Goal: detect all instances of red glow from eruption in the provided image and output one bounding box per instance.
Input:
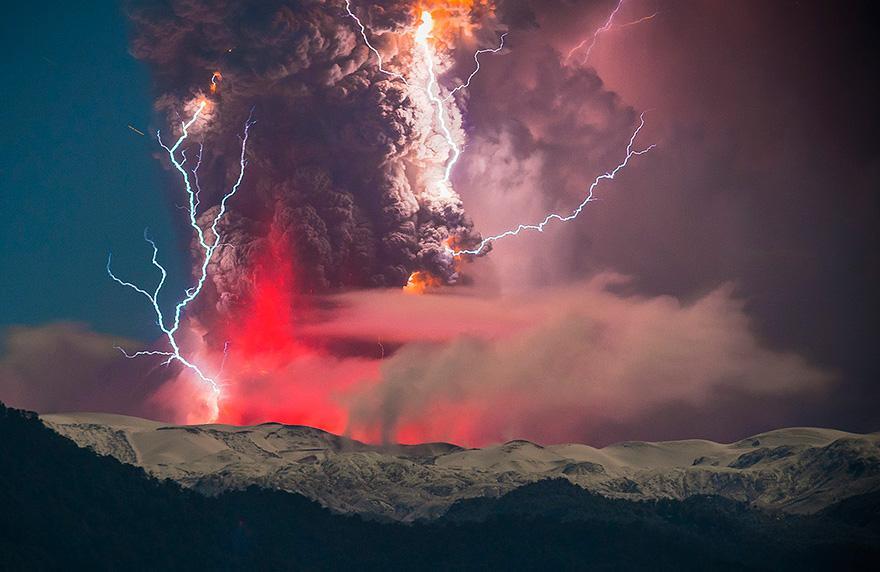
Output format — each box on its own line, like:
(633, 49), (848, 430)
(208, 224), (380, 437)
(196, 225), (474, 438)
(236, 229), (300, 358)
(158, 1), (499, 441)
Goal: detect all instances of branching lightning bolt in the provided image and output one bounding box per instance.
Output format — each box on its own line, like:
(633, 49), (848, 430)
(341, 4), (654, 260)
(107, 101), (255, 395)
(566, 0), (625, 63)
(611, 11), (660, 30)
(452, 113), (655, 256)
(445, 32), (507, 102)
(416, 11), (461, 188)
(344, 0), (409, 85)
(344, 5), (505, 191)
(343, 4), (491, 186)
(566, 0), (659, 65)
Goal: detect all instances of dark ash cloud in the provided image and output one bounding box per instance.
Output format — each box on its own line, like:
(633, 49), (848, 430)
(127, 0), (487, 321)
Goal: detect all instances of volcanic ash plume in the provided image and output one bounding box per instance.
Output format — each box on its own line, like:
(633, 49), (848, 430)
(128, 0), (497, 321)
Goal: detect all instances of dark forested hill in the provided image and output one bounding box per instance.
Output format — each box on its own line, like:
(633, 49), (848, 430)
(1, 402), (877, 571)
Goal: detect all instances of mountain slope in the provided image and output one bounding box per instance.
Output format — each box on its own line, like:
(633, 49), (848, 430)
(43, 412), (880, 521)
(2, 402), (878, 570)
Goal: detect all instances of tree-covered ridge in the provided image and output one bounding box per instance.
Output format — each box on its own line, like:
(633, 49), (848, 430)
(1, 402), (877, 571)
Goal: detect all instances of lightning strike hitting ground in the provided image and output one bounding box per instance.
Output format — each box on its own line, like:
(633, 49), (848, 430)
(107, 100), (255, 398)
(451, 113), (655, 256)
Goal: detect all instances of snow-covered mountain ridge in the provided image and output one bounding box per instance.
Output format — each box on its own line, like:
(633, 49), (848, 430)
(42, 413), (880, 522)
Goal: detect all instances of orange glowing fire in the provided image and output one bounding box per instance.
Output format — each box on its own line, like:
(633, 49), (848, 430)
(403, 238), (464, 294)
(444, 236), (466, 271)
(403, 271), (443, 294)
(191, 96), (215, 117)
(415, 0), (493, 40)
(417, 0), (491, 13)
(210, 71), (222, 93)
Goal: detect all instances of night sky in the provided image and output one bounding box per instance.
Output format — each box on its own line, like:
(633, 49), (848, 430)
(1, 0), (878, 444)
(1, 1), (187, 340)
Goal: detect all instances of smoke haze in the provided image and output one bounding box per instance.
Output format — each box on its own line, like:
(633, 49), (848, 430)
(3, 0), (875, 446)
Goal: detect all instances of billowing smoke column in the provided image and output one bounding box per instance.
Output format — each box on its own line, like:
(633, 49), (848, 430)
(128, 0), (496, 317)
(124, 0), (507, 424)
(3, 1), (835, 447)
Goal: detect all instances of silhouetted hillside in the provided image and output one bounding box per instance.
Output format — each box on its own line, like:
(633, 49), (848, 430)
(820, 489), (880, 532)
(444, 478), (880, 569)
(1, 402), (877, 570)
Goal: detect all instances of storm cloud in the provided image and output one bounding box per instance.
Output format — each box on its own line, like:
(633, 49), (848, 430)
(127, 0), (491, 321)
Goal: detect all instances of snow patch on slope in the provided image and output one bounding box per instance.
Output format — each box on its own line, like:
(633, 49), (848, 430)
(43, 413), (880, 521)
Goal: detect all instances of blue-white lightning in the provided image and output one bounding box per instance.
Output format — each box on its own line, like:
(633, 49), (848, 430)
(415, 10), (462, 188)
(344, 0), (409, 85)
(107, 99), (255, 395)
(566, 0), (624, 63)
(341, 4), (654, 265)
(452, 113), (655, 256)
(345, 3), (505, 192)
(567, 0), (659, 64)
(445, 32), (507, 102)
